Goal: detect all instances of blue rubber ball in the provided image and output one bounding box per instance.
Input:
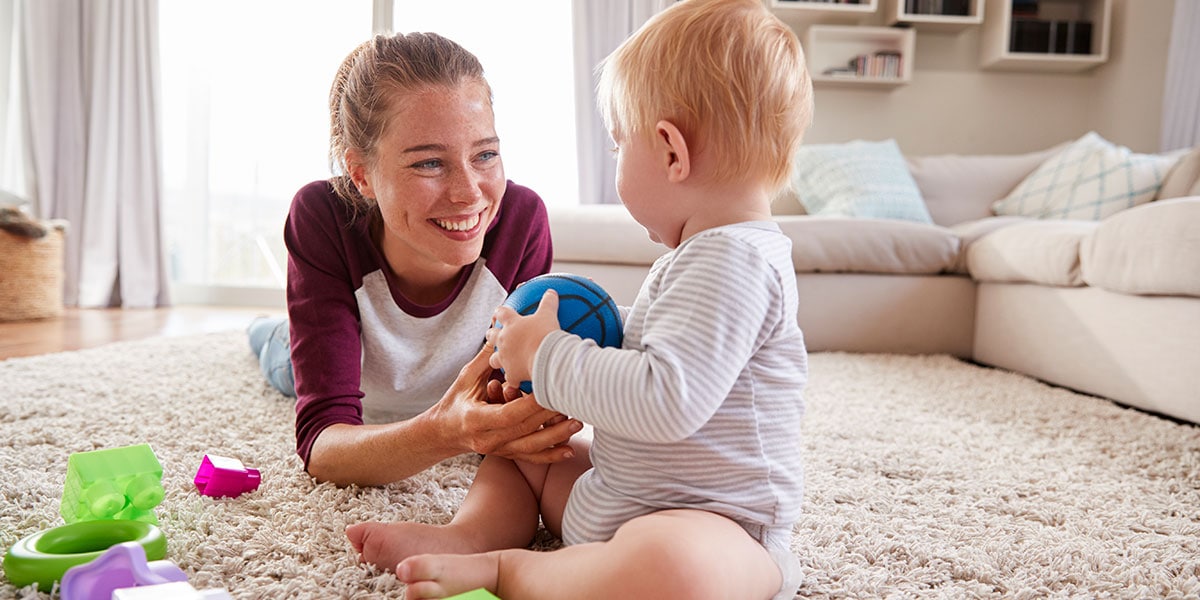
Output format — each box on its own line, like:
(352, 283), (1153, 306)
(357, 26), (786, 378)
(499, 273), (624, 393)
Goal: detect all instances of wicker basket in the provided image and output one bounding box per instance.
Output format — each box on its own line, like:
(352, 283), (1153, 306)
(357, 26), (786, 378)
(0, 224), (65, 322)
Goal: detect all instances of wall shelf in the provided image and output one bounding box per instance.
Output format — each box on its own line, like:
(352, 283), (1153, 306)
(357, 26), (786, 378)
(883, 0), (984, 32)
(805, 25), (915, 88)
(770, 0), (879, 25)
(980, 0), (1111, 72)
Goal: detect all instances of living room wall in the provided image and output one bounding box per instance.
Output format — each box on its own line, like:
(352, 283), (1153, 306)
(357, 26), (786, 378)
(796, 0), (1173, 156)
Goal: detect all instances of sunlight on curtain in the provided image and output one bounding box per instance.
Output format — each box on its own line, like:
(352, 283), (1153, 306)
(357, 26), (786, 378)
(159, 1), (371, 295)
(0, 0), (32, 206)
(392, 2), (577, 209)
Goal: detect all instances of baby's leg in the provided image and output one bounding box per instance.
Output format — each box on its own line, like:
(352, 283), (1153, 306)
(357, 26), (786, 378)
(348, 454), (543, 570)
(398, 509), (782, 600)
(349, 438), (591, 571)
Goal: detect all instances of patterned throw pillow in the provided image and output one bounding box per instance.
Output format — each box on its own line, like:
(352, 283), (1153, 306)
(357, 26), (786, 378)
(792, 139), (933, 223)
(992, 132), (1179, 221)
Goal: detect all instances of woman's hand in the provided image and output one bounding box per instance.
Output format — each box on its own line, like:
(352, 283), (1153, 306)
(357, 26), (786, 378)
(432, 343), (581, 463)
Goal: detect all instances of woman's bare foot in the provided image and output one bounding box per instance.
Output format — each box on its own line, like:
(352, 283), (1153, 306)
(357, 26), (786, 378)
(346, 521), (481, 571)
(396, 552), (501, 600)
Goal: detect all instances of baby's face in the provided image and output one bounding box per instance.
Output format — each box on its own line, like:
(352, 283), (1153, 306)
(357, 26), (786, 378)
(611, 128), (683, 248)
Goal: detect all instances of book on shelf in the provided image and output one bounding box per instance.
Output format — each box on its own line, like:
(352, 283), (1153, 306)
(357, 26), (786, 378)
(1012, 0), (1039, 17)
(822, 49), (903, 80)
(1009, 18), (1092, 54)
(904, 0), (970, 16)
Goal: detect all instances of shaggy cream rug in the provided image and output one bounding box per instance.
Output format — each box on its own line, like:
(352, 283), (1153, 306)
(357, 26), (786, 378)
(1, 332), (1198, 599)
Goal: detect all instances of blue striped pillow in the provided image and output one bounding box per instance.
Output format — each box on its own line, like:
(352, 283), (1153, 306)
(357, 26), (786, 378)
(791, 139), (933, 223)
(992, 132), (1179, 221)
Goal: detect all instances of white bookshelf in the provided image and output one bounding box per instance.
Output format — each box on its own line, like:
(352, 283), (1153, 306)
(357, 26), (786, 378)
(883, 0), (984, 32)
(770, 0), (878, 25)
(980, 0), (1111, 72)
(805, 25), (915, 89)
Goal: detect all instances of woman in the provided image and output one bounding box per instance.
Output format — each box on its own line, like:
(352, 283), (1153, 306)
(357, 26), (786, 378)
(250, 32), (580, 487)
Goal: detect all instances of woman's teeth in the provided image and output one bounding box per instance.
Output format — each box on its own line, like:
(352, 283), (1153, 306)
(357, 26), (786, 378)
(434, 213), (480, 232)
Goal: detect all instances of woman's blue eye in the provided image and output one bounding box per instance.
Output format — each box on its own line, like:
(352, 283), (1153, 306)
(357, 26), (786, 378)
(412, 159), (441, 169)
(478, 151), (499, 162)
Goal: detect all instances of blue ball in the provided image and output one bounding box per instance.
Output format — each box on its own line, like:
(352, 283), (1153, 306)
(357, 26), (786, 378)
(498, 273), (624, 393)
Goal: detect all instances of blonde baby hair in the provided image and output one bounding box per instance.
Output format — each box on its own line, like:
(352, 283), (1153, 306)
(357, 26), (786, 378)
(597, 0), (813, 192)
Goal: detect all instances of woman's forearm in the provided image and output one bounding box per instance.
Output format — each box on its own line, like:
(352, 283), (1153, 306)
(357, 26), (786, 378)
(305, 414), (460, 487)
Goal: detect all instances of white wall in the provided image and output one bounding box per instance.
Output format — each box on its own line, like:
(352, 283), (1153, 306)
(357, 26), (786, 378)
(784, 0), (1173, 155)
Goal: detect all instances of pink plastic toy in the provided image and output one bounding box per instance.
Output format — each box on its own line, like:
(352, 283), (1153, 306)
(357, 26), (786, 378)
(193, 454), (261, 498)
(59, 541), (186, 600)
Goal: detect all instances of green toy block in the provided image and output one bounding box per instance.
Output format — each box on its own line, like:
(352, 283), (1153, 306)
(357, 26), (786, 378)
(60, 444), (164, 524)
(445, 589), (501, 600)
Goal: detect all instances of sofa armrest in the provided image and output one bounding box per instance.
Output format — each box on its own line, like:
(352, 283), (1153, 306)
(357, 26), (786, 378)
(1081, 197), (1200, 297)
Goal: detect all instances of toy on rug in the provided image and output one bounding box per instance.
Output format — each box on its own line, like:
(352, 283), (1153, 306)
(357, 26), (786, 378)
(61, 443), (165, 524)
(445, 588), (502, 600)
(59, 541), (186, 600)
(496, 273), (624, 393)
(111, 581), (233, 600)
(2, 519), (166, 591)
(3, 444), (169, 591)
(193, 454), (261, 498)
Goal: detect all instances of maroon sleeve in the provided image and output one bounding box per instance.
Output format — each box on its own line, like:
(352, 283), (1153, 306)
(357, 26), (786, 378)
(285, 181), (368, 467)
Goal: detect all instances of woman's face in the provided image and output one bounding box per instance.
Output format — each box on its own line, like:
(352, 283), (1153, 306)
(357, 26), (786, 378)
(351, 81), (505, 291)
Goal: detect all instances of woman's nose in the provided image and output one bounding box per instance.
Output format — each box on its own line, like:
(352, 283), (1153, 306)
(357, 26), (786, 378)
(450, 165), (485, 204)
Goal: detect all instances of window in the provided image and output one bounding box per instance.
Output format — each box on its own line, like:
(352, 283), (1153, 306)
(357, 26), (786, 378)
(159, 2), (576, 303)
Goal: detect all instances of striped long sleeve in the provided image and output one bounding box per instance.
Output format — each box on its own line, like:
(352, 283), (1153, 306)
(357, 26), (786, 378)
(533, 222), (808, 541)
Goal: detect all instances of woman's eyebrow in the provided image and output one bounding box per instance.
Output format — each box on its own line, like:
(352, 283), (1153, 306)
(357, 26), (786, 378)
(401, 137), (499, 154)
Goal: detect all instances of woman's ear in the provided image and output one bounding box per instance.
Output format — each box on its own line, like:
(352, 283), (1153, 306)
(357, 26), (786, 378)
(655, 120), (690, 183)
(346, 150), (374, 200)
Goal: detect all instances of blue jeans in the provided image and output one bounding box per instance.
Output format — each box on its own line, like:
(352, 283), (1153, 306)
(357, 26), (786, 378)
(247, 316), (296, 397)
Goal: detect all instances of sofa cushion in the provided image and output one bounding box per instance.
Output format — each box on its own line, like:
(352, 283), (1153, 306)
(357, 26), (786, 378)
(947, 216), (1030, 274)
(906, 145), (1061, 227)
(992, 132), (1179, 221)
(966, 220), (1098, 287)
(1080, 198), (1200, 297)
(791, 139), (934, 223)
(1156, 146), (1200, 200)
(777, 216), (960, 275)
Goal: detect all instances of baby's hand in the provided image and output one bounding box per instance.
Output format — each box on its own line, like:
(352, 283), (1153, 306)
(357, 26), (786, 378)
(489, 289), (561, 388)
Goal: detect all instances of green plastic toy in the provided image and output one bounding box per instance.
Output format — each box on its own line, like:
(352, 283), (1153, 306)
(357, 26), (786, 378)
(60, 444), (164, 524)
(2, 519), (166, 591)
(445, 588), (502, 600)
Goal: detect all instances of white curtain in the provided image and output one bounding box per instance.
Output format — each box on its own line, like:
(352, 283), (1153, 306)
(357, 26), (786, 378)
(0, 1), (34, 206)
(1161, 0), (1200, 152)
(17, 0), (167, 308)
(572, 0), (672, 205)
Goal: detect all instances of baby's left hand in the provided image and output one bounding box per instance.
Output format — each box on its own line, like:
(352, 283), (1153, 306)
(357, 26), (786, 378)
(488, 289), (561, 389)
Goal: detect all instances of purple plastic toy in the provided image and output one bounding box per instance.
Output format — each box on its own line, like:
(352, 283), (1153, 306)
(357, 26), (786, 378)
(59, 541), (186, 600)
(193, 454), (261, 498)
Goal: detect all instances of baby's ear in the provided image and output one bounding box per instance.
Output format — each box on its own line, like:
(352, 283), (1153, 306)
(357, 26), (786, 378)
(655, 120), (690, 183)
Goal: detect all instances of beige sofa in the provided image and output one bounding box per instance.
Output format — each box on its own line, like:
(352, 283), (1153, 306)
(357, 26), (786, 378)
(548, 144), (1200, 425)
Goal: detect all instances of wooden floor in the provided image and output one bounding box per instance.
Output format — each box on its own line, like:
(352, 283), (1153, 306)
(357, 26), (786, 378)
(0, 306), (285, 361)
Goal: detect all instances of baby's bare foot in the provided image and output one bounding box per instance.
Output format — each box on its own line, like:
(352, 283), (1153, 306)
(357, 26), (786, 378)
(396, 552), (501, 600)
(346, 521), (480, 571)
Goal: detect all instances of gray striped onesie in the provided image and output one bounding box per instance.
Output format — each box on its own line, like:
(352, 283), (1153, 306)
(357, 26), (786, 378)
(532, 221), (807, 599)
